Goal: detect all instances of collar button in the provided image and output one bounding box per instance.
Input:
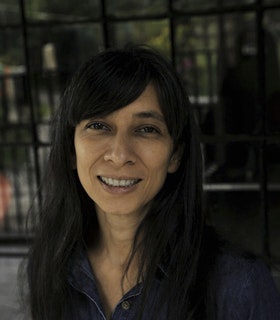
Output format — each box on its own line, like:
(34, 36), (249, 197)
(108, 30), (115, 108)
(121, 300), (130, 310)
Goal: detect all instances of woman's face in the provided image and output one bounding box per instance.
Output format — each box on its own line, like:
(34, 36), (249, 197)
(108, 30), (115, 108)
(74, 84), (180, 219)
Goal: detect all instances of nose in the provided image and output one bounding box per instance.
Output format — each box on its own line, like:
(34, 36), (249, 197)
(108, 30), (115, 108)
(104, 134), (136, 166)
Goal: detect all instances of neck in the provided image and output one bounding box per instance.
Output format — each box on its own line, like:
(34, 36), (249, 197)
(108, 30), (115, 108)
(90, 208), (143, 269)
(87, 209), (144, 318)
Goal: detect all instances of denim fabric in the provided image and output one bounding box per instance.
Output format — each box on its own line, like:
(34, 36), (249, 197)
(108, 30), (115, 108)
(214, 253), (280, 320)
(67, 249), (166, 320)
(66, 248), (280, 319)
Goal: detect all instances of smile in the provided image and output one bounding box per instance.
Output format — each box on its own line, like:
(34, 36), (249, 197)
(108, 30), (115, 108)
(98, 176), (141, 187)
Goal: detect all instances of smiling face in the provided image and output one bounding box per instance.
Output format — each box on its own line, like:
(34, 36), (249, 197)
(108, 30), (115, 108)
(74, 84), (180, 219)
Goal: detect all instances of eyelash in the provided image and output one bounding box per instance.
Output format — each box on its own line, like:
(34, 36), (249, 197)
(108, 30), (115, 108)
(86, 122), (110, 131)
(136, 126), (160, 134)
(86, 122), (161, 135)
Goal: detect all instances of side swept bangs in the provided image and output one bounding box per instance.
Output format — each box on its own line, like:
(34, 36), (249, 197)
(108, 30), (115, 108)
(60, 46), (190, 148)
(65, 50), (151, 126)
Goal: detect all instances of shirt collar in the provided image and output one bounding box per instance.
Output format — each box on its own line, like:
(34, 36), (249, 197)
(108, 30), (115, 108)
(67, 244), (168, 291)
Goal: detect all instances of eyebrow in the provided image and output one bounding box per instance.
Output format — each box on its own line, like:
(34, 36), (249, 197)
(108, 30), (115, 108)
(133, 111), (165, 123)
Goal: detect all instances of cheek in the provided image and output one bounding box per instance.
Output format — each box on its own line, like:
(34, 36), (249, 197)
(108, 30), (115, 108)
(75, 140), (94, 164)
(75, 145), (93, 180)
(147, 148), (173, 173)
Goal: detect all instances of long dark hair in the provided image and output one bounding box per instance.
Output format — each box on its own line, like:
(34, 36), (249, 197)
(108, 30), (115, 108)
(26, 45), (218, 319)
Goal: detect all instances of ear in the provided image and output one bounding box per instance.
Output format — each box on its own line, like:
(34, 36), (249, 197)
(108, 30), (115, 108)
(167, 145), (183, 173)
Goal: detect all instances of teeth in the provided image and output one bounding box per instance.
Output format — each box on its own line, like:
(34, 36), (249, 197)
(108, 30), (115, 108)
(100, 176), (138, 187)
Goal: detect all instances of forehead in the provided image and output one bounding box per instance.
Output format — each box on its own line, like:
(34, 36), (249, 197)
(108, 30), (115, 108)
(102, 84), (165, 122)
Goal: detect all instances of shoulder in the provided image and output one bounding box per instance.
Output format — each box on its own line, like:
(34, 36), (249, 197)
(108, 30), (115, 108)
(214, 251), (280, 319)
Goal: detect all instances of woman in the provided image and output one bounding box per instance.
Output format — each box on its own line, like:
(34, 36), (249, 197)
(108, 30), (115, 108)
(26, 46), (280, 319)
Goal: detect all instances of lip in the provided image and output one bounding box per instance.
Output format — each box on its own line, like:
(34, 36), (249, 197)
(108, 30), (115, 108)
(97, 176), (142, 194)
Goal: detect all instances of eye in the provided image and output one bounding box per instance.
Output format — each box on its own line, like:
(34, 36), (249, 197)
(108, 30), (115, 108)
(86, 121), (110, 131)
(136, 126), (160, 134)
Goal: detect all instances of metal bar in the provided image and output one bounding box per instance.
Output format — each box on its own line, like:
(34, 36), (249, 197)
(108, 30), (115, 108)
(18, 0), (42, 210)
(200, 134), (280, 143)
(1, 3), (280, 31)
(168, 0), (176, 66)
(256, 0), (270, 258)
(204, 182), (280, 192)
(100, 0), (110, 48)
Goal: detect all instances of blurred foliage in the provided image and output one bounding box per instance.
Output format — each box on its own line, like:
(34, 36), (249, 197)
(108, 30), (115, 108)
(1, 1), (279, 119)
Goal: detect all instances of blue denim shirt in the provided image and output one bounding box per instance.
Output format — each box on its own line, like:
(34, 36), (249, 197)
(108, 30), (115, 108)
(66, 248), (280, 319)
